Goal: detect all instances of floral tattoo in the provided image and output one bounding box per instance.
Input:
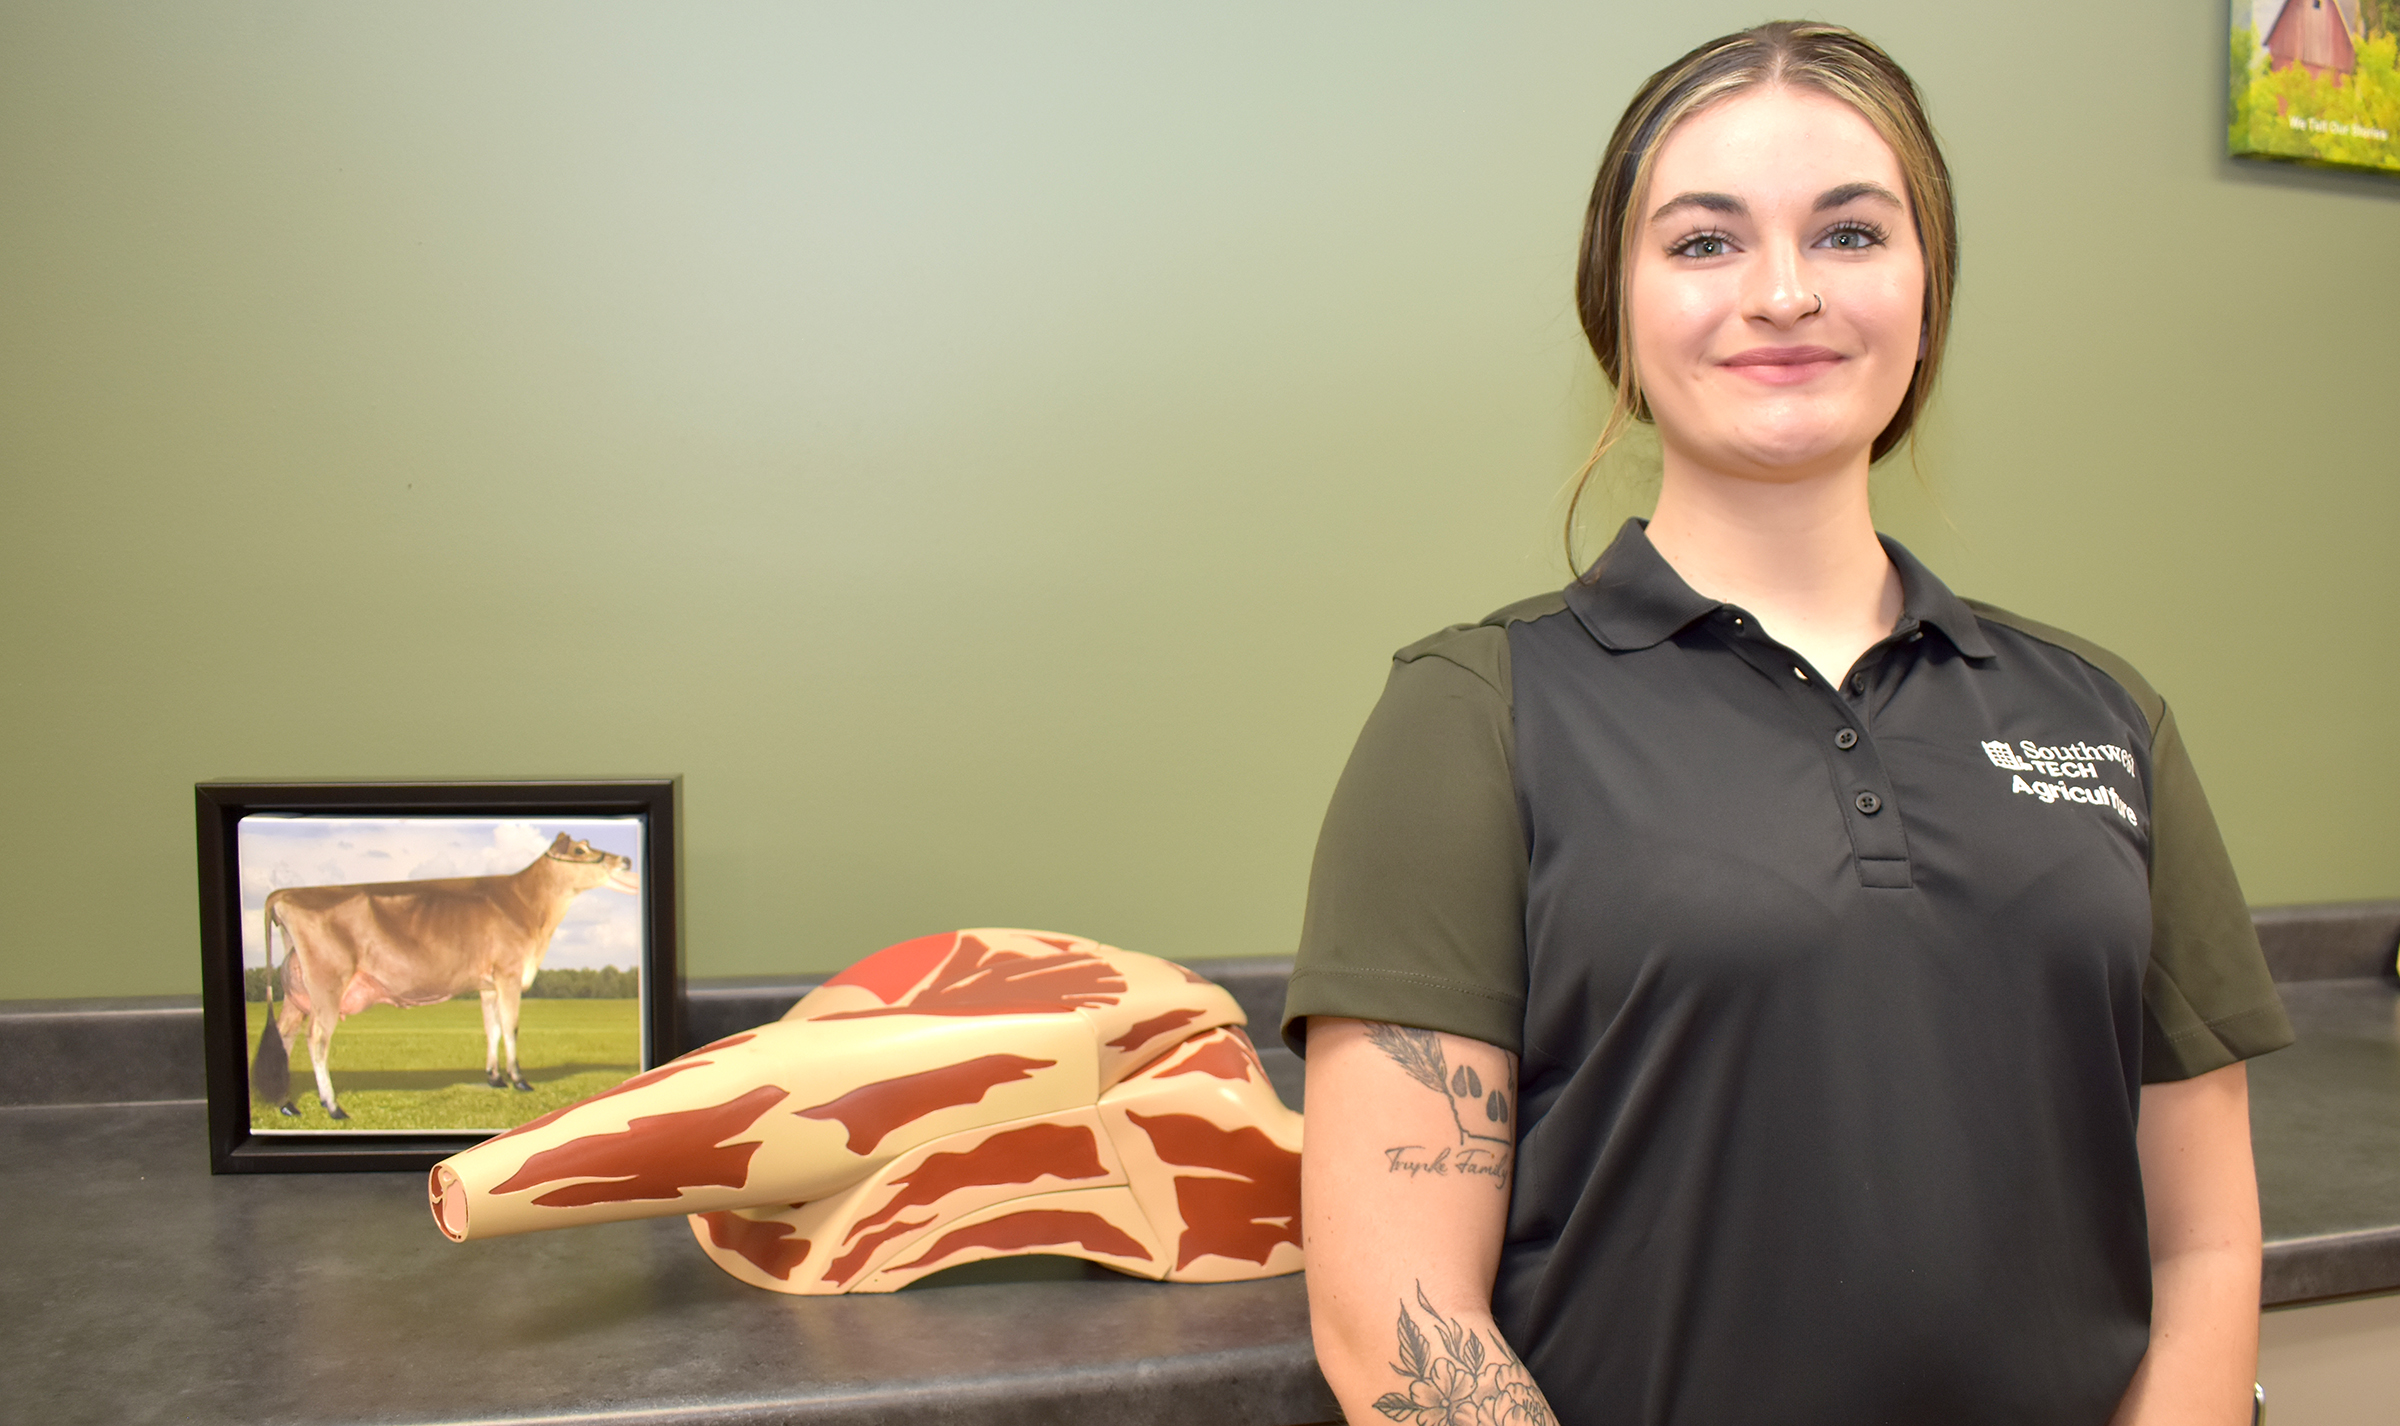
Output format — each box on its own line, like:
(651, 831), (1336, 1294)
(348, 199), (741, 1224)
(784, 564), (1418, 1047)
(1374, 1283), (1556, 1426)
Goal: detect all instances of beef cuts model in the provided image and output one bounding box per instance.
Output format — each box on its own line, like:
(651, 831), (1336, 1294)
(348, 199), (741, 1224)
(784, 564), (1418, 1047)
(427, 929), (1305, 1293)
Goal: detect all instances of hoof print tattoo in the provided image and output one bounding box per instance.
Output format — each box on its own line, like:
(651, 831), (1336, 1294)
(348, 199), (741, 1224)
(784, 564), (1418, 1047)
(1374, 1283), (1556, 1426)
(1365, 1023), (1513, 1151)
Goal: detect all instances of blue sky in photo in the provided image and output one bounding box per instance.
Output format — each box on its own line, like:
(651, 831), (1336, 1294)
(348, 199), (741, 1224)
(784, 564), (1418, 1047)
(236, 816), (645, 973)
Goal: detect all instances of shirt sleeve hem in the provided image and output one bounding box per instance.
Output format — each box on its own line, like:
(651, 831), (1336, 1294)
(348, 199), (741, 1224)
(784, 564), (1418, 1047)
(1278, 967), (1525, 1058)
(2140, 998), (2297, 1083)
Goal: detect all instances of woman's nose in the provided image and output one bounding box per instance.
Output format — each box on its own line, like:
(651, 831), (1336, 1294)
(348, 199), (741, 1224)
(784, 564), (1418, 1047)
(1744, 241), (1817, 327)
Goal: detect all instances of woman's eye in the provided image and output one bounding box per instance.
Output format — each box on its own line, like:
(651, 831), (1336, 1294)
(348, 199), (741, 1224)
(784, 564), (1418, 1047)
(1819, 224), (1886, 250)
(1675, 233), (1733, 259)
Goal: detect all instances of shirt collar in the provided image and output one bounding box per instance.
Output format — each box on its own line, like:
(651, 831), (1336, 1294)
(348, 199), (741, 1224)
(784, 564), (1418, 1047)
(1564, 518), (1995, 660)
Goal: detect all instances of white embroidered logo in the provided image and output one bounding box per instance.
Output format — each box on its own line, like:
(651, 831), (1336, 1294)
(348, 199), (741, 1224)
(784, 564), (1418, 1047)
(1982, 738), (2140, 827)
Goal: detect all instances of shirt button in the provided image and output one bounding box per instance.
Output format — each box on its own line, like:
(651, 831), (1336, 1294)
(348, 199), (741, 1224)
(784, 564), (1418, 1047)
(1834, 728), (1859, 750)
(1850, 674), (1867, 693)
(1854, 791), (1883, 815)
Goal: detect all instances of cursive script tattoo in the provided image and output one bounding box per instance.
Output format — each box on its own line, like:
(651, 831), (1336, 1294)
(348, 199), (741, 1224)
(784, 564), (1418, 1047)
(1363, 1022), (1513, 1151)
(1374, 1282), (1557, 1426)
(1383, 1145), (1509, 1182)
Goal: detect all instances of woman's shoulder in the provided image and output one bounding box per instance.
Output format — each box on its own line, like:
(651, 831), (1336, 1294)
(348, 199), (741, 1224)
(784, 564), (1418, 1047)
(1958, 597), (2165, 733)
(1389, 590), (1575, 696)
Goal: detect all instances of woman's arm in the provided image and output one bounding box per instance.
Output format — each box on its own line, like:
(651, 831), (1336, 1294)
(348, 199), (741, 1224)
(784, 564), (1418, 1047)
(1302, 1016), (1557, 1425)
(2110, 1061), (2262, 1426)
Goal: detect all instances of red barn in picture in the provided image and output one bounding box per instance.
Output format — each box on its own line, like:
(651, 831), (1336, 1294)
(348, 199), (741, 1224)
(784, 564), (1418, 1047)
(2264, 0), (2362, 78)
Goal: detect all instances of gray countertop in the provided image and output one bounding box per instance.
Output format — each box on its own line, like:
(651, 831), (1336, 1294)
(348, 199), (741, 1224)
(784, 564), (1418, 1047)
(2250, 978), (2400, 1303)
(4, 906), (2396, 1426)
(0, 1100), (1329, 1426)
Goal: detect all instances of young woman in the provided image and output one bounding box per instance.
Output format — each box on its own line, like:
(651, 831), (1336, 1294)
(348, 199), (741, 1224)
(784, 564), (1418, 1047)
(1282, 22), (2289, 1426)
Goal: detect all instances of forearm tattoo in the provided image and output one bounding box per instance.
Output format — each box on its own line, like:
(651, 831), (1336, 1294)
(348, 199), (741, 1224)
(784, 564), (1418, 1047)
(1375, 1282), (1557, 1426)
(1364, 1023), (1515, 1188)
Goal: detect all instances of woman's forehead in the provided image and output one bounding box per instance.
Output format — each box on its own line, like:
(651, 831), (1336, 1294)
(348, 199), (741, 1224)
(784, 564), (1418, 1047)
(1644, 86), (1905, 217)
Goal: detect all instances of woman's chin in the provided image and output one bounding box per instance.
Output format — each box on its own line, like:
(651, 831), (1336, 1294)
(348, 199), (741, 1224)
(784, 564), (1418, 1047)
(1677, 425), (1873, 482)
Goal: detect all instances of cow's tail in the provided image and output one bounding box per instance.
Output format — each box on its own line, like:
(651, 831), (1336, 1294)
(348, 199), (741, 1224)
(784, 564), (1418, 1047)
(251, 895), (291, 1103)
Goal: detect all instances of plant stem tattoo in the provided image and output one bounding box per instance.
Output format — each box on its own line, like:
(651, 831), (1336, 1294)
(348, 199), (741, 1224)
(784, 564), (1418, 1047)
(1365, 1023), (1514, 1152)
(1375, 1282), (1557, 1426)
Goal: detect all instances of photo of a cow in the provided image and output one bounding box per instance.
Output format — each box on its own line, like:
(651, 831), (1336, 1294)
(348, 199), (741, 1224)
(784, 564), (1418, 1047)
(238, 816), (646, 1134)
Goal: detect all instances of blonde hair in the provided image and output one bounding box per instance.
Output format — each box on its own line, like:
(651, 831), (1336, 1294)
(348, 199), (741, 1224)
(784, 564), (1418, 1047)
(1565, 20), (1959, 574)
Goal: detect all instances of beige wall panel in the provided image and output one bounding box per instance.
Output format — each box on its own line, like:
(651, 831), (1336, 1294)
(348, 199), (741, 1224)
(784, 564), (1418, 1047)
(2259, 1293), (2400, 1424)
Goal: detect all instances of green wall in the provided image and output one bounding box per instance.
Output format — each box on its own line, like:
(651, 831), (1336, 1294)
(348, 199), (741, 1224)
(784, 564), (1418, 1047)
(3, 1), (2393, 1000)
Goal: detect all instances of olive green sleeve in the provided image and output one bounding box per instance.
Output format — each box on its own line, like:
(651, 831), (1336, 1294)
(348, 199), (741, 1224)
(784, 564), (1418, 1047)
(2140, 699), (2295, 1082)
(1280, 631), (1528, 1057)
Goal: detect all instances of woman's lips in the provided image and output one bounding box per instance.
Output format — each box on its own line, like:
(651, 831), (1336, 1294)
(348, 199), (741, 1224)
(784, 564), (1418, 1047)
(1720, 345), (1844, 385)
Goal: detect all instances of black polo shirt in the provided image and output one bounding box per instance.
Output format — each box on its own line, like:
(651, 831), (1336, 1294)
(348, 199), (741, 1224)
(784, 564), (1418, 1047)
(1283, 519), (2290, 1426)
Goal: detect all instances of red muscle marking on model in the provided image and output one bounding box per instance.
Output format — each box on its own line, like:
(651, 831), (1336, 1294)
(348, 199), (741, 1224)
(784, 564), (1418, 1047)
(793, 1054), (1056, 1156)
(485, 1049), (740, 1145)
(890, 1209), (1150, 1271)
(1168, 1179), (1300, 1270)
(847, 1122), (1109, 1240)
(493, 1084), (786, 1206)
(1173, 963), (1211, 985)
(822, 1216), (926, 1284)
(1126, 1111), (1302, 1269)
(1031, 936), (1081, 952)
(821, 934), (955, 1005)
(1157, 1032), (1260, 1083)
(818, 936), (1126, 1020)
(698, 1211), (812, 1281)
(1107, 1007), (1202, 1054)
(688, 1032), (759, 1056)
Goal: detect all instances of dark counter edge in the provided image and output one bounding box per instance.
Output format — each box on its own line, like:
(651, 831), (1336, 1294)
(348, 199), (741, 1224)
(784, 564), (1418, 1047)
(6, 903), (2396, 1309)
(316, 1341), (1334, 1426)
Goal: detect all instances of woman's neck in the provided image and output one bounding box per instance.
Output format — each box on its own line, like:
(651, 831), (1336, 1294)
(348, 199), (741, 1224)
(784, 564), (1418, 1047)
(1643, 453), (1901, 686)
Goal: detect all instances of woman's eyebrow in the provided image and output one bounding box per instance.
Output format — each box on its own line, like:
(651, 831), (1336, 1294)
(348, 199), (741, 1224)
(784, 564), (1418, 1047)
(1814, 181), (1905, 211)
(1648, 190), (1746, 224)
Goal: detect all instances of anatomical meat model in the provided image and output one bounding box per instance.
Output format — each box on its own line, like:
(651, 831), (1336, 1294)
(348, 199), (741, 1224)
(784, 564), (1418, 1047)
(427, 929), (1304, 1293)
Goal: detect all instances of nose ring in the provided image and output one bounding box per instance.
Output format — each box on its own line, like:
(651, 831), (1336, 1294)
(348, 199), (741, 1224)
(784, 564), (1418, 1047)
(1806, 292), (1824, 317)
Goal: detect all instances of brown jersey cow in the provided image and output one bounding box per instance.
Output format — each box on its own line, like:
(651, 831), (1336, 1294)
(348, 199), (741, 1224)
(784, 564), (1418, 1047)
(252, 833), (640, 1120)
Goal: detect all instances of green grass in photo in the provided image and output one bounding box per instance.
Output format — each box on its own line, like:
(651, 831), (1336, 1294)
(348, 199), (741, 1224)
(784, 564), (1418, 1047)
(2229, 21), (2400, 174)
(244, 997), (640, 1133)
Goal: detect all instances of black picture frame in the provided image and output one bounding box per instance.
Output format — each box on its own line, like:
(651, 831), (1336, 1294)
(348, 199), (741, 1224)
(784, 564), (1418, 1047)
(196, 779), (683, 1174)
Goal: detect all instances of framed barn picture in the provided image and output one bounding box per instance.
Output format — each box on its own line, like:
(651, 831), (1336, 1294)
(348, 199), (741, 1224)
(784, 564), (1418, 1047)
(196, 779), (682, 1173)
(2229, 0), (2400, 174)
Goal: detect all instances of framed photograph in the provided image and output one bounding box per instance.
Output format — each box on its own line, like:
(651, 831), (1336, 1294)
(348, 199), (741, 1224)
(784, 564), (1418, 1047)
(196, 779), (682, 1173)
(2229, 1), (2400, 174)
